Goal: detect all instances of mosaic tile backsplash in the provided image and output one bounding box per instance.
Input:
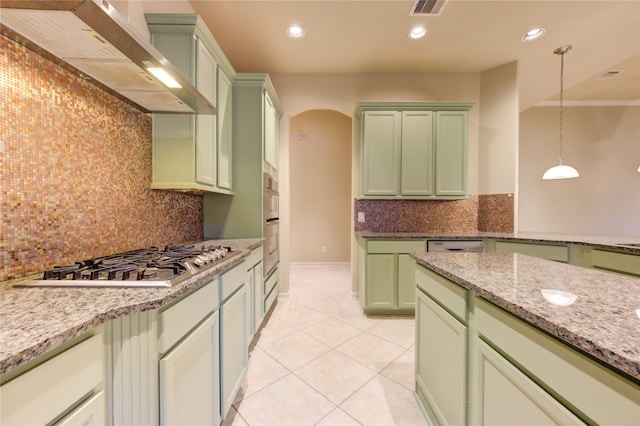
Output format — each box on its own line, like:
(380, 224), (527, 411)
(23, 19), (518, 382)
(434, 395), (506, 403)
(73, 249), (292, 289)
(1, 34), (203, 282)
(354, 194), (514, 233)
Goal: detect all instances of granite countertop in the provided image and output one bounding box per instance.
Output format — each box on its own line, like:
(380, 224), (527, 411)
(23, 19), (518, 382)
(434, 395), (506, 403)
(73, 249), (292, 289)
(412, 252), (640, 382)
(0, 238), (264, 376)
(356, 231), (640, 253)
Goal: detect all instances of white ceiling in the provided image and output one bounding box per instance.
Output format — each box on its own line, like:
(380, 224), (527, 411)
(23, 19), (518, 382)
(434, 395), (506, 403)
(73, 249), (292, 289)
(187, 0), (640, 110)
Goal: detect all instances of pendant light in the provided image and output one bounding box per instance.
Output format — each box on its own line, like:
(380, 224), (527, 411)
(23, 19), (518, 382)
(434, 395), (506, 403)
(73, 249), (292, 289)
(543, 45), (580, 180)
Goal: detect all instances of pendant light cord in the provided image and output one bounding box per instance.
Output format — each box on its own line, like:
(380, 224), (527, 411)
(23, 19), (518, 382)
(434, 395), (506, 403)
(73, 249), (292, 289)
(558, 50), (565, 165)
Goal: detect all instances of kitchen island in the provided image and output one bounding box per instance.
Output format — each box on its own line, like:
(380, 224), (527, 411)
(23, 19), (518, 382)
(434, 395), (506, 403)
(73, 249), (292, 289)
(412, 251), (640, 425)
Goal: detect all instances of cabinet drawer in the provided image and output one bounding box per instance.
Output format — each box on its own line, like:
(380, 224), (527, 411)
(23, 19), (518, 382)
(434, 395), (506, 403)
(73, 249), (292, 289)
(416, 265), (467, 322)
(474, 297), (640, 425)
(57, 390), (106, 426)
(368, 240), (426, 254)
(0, 334), (104, 425)
(221, 262), (247, 301)
(591, 249), (640, 276)
(245, 246), (264, 269)
(496, 241), (569, 262)
(159, 281), (218, 353)
(264, 281), (279, 314)
(264, 268), (279, 296)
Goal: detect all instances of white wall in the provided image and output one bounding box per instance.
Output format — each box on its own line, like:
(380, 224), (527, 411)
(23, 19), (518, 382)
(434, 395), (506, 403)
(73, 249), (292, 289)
(479, 62), (519, 196)
(519, 106), (640, 237)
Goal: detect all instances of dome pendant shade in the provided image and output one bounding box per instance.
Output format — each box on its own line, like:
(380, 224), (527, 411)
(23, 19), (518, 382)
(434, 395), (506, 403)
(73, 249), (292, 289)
(543, 45), (580, 180)
(543, 164), (580, 180)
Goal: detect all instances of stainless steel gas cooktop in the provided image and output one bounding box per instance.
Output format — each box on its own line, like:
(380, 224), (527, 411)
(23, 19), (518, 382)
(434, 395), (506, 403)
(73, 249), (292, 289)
(16, 244), (238, 288)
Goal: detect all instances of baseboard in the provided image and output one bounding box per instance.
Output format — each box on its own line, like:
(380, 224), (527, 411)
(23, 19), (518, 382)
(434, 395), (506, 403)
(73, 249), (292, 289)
(289, 262), (351, 266)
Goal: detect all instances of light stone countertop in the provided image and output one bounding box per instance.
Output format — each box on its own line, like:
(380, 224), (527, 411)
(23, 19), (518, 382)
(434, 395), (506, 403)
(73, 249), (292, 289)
(411, 251), (640, 382)
(356, 231), (640, 253)
(0, 238), (264, 376)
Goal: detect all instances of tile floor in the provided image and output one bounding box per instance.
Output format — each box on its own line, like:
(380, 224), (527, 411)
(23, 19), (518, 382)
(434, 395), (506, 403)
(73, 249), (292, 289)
(222, 263), (429, 426)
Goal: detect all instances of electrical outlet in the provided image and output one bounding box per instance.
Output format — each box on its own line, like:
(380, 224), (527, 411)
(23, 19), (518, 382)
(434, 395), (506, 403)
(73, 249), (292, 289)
(357, 212), (365, 223)
(321, 246), (327, 253)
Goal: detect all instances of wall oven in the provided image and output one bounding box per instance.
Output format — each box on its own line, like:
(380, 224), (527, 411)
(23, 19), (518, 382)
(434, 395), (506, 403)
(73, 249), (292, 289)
(264, 173), (279, 278)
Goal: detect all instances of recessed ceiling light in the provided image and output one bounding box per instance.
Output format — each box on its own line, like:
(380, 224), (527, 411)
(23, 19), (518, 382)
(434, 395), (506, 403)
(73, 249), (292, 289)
(287, 25), (305, 39)
(409, 26), (427, 40)
(522, 28), (545, 42)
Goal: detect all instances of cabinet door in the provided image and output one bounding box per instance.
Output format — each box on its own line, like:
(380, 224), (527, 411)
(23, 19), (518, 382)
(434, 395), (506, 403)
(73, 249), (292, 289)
(195, 40), (217, 188)
(159, 313), (220, 426)
(415, 289), (467, 426)
(264, 91), (277, 169)
(362, 111), (401, 196)
(397, 254), (416, 309)
(217, 69), (233, 190)
(366, 254), (396, 309)
(253, 262), (265, 333)
(220, 285), (248, 419)
(435, 111), (467, 196)
(56, 391), (106, 426)
(401, 111), (434, 196)
(471, 338), (584, 425)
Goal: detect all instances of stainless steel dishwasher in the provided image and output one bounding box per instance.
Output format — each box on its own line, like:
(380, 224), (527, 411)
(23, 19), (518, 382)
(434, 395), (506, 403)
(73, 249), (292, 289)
(427, 240), (484, 252)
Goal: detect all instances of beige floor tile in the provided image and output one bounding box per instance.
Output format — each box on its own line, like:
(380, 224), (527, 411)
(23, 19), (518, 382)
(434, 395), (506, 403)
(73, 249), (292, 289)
(238, 264), (427, 426)
(303, 317), (363, 347)
(297, 294), (358, 316)
(233, 346), (290, 404)
(380, 346), (416, 391)
(315, 407), (362, 426)
(333, 307), (383, 331)
(269, 299), (329, 329)
(261, 330), (331, 371)
(253, 316), (298, 348)
(294, 350), (377, 404)
(367, 318), (416, 348)
(221, 406), (249, 426)
(336, 332), (406, 372)
(235, 374), (335, 426)
(340, 376), (429, 426)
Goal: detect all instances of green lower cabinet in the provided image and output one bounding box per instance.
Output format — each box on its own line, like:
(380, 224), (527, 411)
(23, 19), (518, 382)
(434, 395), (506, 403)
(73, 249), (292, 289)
(494, 241), (569, 262)
(415, 289), (467, 425)
(471, 338), (583, 425)
(360, 239), (424, 314)
(366, 254), (396, 309)
(415, 263), (640, 425)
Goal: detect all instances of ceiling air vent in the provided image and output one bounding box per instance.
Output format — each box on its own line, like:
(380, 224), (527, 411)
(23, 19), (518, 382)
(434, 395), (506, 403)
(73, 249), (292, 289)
(596, 70), (622, 80)
(410, 0), (447, 15)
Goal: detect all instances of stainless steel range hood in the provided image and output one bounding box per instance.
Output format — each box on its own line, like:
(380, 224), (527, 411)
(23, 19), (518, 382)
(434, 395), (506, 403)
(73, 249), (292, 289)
(0, 0), (215, 114)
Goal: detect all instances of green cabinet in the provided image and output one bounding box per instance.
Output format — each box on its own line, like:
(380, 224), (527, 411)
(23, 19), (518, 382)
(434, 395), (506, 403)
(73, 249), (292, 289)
(415, 262), (640, 425)
(494, 240), (569, 262)
(0, 332), (105, 425)
(357, 238), (425, 314)
(356, 102), (473, 199)
(472, 337), (582, 425)
(159, 312), (220, 426)
(416, 286), (467, 425)
(203, 74), (281, 239)
(264, 90), (279, 171)
(146, 14), (235, 194)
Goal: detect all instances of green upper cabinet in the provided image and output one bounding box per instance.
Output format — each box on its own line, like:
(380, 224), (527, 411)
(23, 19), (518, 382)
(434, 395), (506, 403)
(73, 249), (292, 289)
(146, 14), (235, 194)
(264, 91), (279, 171)
(356, 102), (473, 199)
(435, 111), (468, 197)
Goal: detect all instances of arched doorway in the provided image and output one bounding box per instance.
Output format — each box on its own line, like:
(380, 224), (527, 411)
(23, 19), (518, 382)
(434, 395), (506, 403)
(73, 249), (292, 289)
(288, 109), (352, 263)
